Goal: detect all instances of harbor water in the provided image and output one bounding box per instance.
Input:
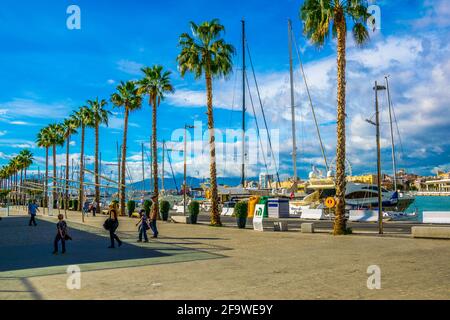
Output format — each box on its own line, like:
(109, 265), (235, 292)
(406, 196), (450, 221)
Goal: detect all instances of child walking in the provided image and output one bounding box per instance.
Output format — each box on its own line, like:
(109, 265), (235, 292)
(136, 209), (149, 243)
(53, 214), (71, 255)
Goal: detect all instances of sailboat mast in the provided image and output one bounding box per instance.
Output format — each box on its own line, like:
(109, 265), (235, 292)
(141, 143), (145, 193)
(162, 140), (165, 192)
(288, 19), (298, 181)
(385, 76), (398, 191)
(241, 19), (246, 187)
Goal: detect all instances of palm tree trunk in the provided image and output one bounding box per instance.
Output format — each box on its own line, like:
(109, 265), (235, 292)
(20, 169), (23, 205)
(95, 121), (100, 213)
(79, 125), (85, 215)
(53, 145), (57, 209)
(205, 71), (221, 226)
(45, 147), (49, 214)
(120, 108), (129, 216)
(152, 99), (159, 221)
(333, 12), (347, 235)
(65, 135), (70, 218)
(24, 168), (27, 207)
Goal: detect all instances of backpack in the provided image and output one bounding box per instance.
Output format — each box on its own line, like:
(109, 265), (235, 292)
(103, 218), (113, 231)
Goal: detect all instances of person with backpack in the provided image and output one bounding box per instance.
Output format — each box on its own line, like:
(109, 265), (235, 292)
(105, 207), (122, 249)
(28, 200), (39, 226)
(53, 214), (71, 255)
(149, 195), (159, 239)
(82, 199), (90, 218)
(136, 209), (149, 243)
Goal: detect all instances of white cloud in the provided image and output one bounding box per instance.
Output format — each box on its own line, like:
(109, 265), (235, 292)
(117, 59), (144, 75)
(0, 98), (72, 120)
(0, 139), (36, 149)
(413, 0), (450, 28)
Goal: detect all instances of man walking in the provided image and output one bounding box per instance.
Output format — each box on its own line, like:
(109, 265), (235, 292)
(28, 200), (39, 226)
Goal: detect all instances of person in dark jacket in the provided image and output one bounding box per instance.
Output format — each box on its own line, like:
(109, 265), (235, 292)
(108, 208), (122, 249)
(149, 195), (159, 239)
(136, 209), (149, 243)
(53, 214), (70, 254)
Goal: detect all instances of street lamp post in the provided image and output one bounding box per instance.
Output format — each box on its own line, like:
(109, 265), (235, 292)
(373, 82), (386, 235)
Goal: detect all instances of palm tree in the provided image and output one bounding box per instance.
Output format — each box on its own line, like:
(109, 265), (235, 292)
(18, 149), (34, 205)
(37, 127), (52, 210)
(87, 98), (110, 213)
(300, 0), (370, 235)
(72, 106), (94, 212)
(18, 149), (34, 183)
(138, 65), (174, 219)
(0, 167), (7, 190)
(47, 124), (65, 208)
(111, 81), (143, 216)
(61, 118), (78, 215)
(177, 19), (235, 226)
(10, 156), (21, 204)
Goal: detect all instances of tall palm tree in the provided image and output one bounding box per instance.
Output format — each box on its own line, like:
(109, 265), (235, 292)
(0, 167), (6, 190)
(72, 106), (94, 212)
(177, 19), (235, 226)
(37, 127), (52, 210)
(47, 124), (65, 208)
(18, 149), (34, 204)
(300, 0), (370, 235)
(87, 98), (110, 213)
(138, 65), (174, 219)
(18, 149), (34, 183)
(111, 81), (143, 216)
(61, 118), (78, 214)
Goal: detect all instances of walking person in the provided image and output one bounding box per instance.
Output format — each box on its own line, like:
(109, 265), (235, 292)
(136, 209), (149, 243)
(28, 200), (39, 226)
(107, 207), (122, 249)
(82, 199), (90, 218)
(91, 200), (97, 217)
(53, 214), (71, 255)
(149, 195), (159, 239)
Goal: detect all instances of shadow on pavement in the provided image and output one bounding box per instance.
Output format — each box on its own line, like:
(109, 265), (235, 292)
(0, 217), (169, 273)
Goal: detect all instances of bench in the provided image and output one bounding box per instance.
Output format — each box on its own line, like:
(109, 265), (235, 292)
(171, 216), (191, 224)
(301, 223), (315, 233)
(412, 226), (450, 240)
(273, 221), (288, 232)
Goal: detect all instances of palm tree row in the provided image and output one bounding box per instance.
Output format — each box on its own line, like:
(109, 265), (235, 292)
(35, 102), (109, 213)
(0, 149), (34, 204)
(24, 8), (364, 233)
(15, 19), (235, 226)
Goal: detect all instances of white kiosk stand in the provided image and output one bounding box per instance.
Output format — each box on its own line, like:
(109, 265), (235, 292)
(253, 204), (265, 232)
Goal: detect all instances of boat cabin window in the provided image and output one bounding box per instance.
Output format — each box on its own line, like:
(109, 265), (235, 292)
(346, 191), (378, 199)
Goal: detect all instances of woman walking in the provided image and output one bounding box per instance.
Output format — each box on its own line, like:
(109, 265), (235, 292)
(108, 207), (122, 249)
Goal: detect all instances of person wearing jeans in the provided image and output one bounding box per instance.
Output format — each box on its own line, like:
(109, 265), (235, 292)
(149, 195), (159, 239)
(136, 210), (149, 243)
(28, 200), (39, 226)
(108, 209), (122, 248)
(53, 214), (68, 254)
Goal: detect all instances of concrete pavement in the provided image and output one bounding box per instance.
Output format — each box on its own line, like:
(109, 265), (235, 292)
(0, 208), (449, 300)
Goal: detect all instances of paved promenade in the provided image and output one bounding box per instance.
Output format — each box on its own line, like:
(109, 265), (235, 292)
(0, 208), (449, 300)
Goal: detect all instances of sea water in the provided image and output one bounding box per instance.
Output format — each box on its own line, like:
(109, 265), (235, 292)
(405, 196), (450, 221)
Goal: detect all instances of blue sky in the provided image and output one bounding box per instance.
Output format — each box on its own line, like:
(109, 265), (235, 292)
(0, 0), (449, 183)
